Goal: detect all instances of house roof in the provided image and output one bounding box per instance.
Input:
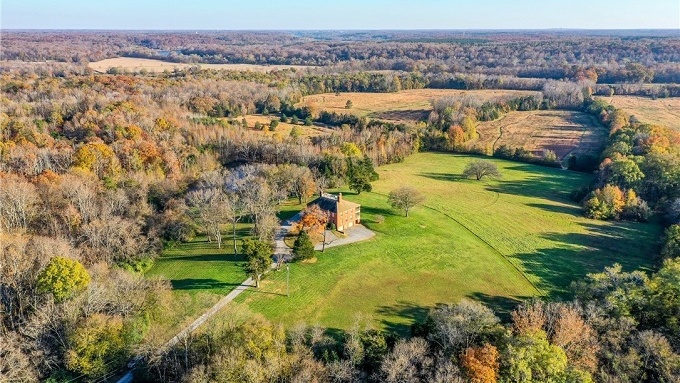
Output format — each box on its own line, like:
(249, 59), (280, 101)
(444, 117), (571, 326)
(308, 193), (359, 213)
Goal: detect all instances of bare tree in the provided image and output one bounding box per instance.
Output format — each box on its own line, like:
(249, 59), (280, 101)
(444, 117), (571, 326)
(462, 160), (502, 181)
(291, 167), (317, 204)
(0, 175), (39, 233)
(380, 338), (433, 383)
(429, 300), (501, 355)
(223, 192), (243, 255)
(388, 186), (426, 217)
(186, 188), (228, 249)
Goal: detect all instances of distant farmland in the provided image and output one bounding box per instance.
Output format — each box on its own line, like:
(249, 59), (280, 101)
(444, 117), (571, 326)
(89, 57), (314, 73)
(601, 95), (680, 130)
(240, 114), (333, 138)
(474, 110), (608, 160)
(299, 89), (539, 122)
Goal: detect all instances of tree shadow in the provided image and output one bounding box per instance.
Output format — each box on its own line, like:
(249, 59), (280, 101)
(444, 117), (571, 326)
(419, 172), (467, 182)
(359, 205), (395, 217)
(508, 221), (659, 299)
(484, 169), (590, 202)
(525, 202), (582, 215)
(466, 293), (530, 323)
(376, 301), (432, 336)
(172, 278), (243, 290)
(161, 253), (246, 262)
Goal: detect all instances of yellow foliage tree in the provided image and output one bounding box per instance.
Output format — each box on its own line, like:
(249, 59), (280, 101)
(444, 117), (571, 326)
(66, 314), (127, 378)
(37, 256), (90, 302)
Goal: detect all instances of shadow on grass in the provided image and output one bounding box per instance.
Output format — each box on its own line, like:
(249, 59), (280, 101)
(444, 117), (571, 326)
(172, 278), (243, 290)
(161, 253), (246, 262)
(419, 172), (468, 183)
(360, 205), (395, 217)
(508, 221), (659, 299)
(376, 301), (432, 336)
(467, 292), (529, 323)
(525, 202), (582, 215)
(485, 164), (590, 201)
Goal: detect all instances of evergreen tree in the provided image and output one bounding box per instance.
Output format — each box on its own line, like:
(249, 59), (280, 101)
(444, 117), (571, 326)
(242, 239), (272, 287)
(293, 231), (315, 260)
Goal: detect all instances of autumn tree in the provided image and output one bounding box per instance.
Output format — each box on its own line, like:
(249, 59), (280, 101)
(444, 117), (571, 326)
(73, 142), (121, 178)
(388, 186), (425, 217)
(296, 204), (328, 234)
(242, 238), (272, 288)
(584, 184), (625, 220)
(447, 124), (466, 149)
(463, 160), (501, 181)
(65, 313), (128, 378)
(461, 343), (500, 383)
(502, 331), (571, 383)
(341, 142), (362, 158)
(37, 256), (90, 302)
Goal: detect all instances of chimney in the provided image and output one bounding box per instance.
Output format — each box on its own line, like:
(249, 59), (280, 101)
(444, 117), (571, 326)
(338, 193), (343, 202)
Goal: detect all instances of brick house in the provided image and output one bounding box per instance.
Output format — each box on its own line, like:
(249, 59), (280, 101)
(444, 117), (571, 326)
(308, 192), (360, 232)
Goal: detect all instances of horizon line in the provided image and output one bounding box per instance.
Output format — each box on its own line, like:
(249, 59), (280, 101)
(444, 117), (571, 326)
(2, 28), (679, 32)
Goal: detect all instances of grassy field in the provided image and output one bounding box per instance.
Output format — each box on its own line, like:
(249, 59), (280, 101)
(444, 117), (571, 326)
(600, 95), (680, 129)
(239, 114), (333, 139)
(145, 227), (250, 337)
(234, 152), (660, 332)
(473, 110), (608, 160)
(89, 57), (314, 73)
(299, 89), (538, 122)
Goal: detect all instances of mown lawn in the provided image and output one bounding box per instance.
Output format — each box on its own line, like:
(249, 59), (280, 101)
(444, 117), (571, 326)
(145, 226), (251, 336)
(235, 152), (660, 332)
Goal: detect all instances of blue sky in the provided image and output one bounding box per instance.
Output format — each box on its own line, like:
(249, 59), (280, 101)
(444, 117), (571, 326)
(2, 0), (679, 30)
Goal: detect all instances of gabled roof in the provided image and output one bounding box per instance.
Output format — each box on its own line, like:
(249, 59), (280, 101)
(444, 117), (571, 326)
(309, 195), (338, 213)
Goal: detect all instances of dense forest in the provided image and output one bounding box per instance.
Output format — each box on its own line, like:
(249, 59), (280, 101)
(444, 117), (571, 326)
(1, 30), (680, 382)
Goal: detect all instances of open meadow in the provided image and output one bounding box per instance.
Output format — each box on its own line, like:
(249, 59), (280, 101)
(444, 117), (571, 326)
(600, 95), (680, 129)
(239, 114), (333, 138)
(473, 110), (608, 159)
(300, 89), (538, 122)
(89, 57), (314, 73)
(232, 152), (660, 332)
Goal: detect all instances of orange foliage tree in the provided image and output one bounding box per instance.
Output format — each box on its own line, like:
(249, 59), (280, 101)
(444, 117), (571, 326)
(460, 343), (500, 383)
(294, 204), (328, 235)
